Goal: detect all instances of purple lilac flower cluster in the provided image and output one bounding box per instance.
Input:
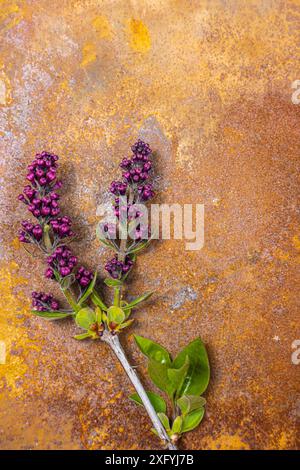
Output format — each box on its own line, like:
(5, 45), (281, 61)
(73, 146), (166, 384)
(75, 266), (94, 288)
(19, 220), (43, 243)
(105, 256), (133, 279)
(18, 189), (60, 219)
(26, 151), (60, 188)
(46, 246), (78, 279)
(109, 140), (154, 201)
(31, 291), (60, 311)
(50, 216), (74, 238)
(19, 151), (95, 307)
(104, 140), (155, 279)
(18, 152), (76, 251)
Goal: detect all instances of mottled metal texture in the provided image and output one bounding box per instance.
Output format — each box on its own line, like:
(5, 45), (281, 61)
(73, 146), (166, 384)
(0, 0), (299, 450)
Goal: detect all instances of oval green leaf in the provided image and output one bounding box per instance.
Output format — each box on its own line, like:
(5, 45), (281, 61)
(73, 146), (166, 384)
(172, 338), (210, 396)
(181, 407), (205, 433)
(107, 306), (126, 324)
(129, 391), (167, 414)
(31, 310), (74, 321)
(167, 356), (190, 397)
(104, 278), (122, 287)
(157, 413), (170, 432)
(75, 307), (96, 330)
(172, 415), (183, 434)
(134, 335), (171, 365)
(177, 395), (206, 415)
(123, 291), (154, 310)
(148, 359), (173, 396)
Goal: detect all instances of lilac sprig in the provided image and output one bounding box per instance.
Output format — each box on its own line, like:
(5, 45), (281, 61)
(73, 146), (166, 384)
(101, 140), (155, 283)
(18, 151), (74, 253)
(18, 151), (95, 312)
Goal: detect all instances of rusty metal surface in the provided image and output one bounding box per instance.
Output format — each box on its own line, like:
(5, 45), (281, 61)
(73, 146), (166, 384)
(0, 0), (299, 450)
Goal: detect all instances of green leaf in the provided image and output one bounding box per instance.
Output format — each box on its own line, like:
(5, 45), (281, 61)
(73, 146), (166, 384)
(134, 335), (171, 365)
(107, 306), (126, 324)
(129, 391), (167, 413)
(96, 225), (118, 251)
(118, 319), (134, 330)
(148, 359), (173, 396)
(167, 356), (190, 397)
(181, 408), (205, 433)
(120, 300), (131, 318)
(74, 332), (92, 340)
(104, 278), (123, 287)
(78, 272), (97, 305)
(60, 275), (74, 290)
(172, 416), (183, 434)
(31, 310), (74, 320)
(157, 413), (170, 432)
(75, 307), (96, 330)
(126, 238), (153, 255)
(53, 269), (61, 283)
(91, 291), (107, 311)
(177, 395), (206, 415)
(172, 338), (210, 396)
(123, 291), (154, 311)
(95, 306), (102, 323)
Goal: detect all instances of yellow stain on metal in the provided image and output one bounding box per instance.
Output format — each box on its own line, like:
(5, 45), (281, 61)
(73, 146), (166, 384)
(92, 15), (113, 40)
(127, 19), (151, 53)
(80, 42), (97, 68)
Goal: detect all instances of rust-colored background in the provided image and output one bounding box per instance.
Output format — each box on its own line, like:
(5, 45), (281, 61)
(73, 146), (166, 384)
(0, 0), (299, 450)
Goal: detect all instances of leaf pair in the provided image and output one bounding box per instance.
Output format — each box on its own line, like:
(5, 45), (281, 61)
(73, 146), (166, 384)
(134, 335), (210, 399)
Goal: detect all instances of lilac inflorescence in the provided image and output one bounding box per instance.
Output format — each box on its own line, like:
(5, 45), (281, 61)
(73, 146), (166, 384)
(109, 181), (128, 196)
(19, 220), (43, 243)
(18, 152), (76, 248)
(109, 140), (154, 198)
(50, 216), (74, 238)
(105, 255), (133, 279)
(46, 246), (78, 279)
(75, 266), (93, 288)
(18, 187), (61, 219)
(131, 139), (152, 157)
(26, 151), (60, 188)
(31, 291), (60, 311)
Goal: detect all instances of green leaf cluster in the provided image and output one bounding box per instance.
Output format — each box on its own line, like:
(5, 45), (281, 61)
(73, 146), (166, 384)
(131, 335), (210, 442)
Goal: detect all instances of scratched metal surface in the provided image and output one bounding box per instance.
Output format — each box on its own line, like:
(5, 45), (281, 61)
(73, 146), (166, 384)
(0, 0), (299, 450)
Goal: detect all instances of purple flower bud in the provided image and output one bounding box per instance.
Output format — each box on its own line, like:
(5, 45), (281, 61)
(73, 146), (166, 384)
(60, 266), (71, 276)
(80, 277), (89, 287)
(41, 206), (51, 216)
(51, 208), (60, 216)
(53, 180), (62, 189)
(45, 268), (54, 279)
(105, 255), (133, 279)
(32, 225), (43, 241)
(27, 173), (35, 182)
(131, 140), (152, 157)
(36, 168), (44, 178)
(39, 177), (47, 186)
(47, 171), (56, 181)
(75, 266), (93, 287)
(31, 291), (60, 311)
